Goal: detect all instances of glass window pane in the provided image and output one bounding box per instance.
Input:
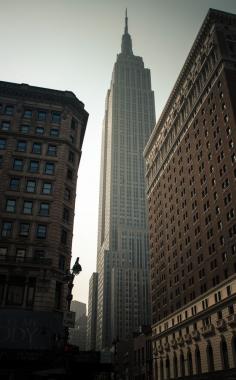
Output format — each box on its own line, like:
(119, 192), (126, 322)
(20, 125), (30, 134)
(13, 159), (24, 171)
(0, 139), (6, 149)
(1, 121), (10, 131)
(16, 140), (27, 152)
(42, 182), (52, 194)
(45, 163), (54, 175)
(26, 180), (36, 193)
(29, 160), (39, 173)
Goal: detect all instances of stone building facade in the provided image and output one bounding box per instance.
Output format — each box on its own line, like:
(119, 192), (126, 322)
(144, 9), (236, 379)
(94, 11), (156, 349)
(0, 81), (88, 350)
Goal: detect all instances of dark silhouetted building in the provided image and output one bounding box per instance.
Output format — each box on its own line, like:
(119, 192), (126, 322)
(0, 81), (88, 350)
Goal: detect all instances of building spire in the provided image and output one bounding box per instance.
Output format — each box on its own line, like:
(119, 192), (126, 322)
(125, 8), (128, 34)
(121, 9), (133, 55)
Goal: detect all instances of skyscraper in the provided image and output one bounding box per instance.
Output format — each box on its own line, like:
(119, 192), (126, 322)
(144, 9), (236, 378)
(94, 11), (156, 349)
(0, 81), (88, 350)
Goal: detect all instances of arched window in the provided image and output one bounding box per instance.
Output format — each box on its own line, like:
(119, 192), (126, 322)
(206, 342), (214, 372)
(173, 352), (178, 378)
(187, 349), (193, 376)
(180, 350), (185, 377)
(195, 345), (202, 374)
(221, 337), (229, 369)
(160, 357), (164, 380)
(165, 354), (170, 380)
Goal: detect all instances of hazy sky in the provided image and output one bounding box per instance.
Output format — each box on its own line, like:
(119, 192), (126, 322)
(1, 0), (236, 307)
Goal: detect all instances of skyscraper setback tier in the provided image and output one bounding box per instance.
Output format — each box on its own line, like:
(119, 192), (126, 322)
(0, 81), (88, 350)
(144, 8), (236, 378)
(92, 11), (156, 349)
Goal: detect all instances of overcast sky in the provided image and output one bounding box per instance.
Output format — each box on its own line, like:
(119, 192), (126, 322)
(1, 0), (236, 308)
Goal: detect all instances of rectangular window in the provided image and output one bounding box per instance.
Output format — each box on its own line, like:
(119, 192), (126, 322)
(23, 109), (32, 118)
(39, 203), (49, 216)
(37, 110), (47, 121)
(34, 249), (45, 260)
(26, 180), (36, 193)
(32, 143), (42, 154)
(68, 151), (74, 163)
(23, 201), (33, 215)
(59, 255), (65, 270)
(1, 121), (10, 131)
(6, 199), (16, 213)
(20, 124), (30, 134)
(0, 138), (6, 149)
(67, 169), (73, 180)
(63, 208), (69, 222)
(13, 158), (24, 171)
(35, 126), (44, 135)
(16, 248), (26, 262)
(50, 128), (59, 137)
(36, 224), (47, 239)
(64, 188), (71, 201)
(1, 222), (13, 237)
(16, 140), (27, 152)
(29, 160), (39, 173)
(0, 247), (7, 259)
(42, 182), (52, 194)
(55, 282), (62, 309)
(44, 162), (54, 175)
(51, 111), (61, 124)
(61, 229), (67, 244)
(47, 145), (57, 156)
(19, 223), (30, 237)
(26, 278), (36, 306)
(6, 277), (25, 306)
(5, 105), (14, 115)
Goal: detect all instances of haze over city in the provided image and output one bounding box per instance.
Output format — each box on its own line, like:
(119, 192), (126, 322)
(1, 0), (236, 307)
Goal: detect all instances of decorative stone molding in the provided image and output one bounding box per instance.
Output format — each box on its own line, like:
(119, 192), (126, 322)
(216, 319), (227, 331)
(201, 324), (215, 337)
(227, 314), (236, 327)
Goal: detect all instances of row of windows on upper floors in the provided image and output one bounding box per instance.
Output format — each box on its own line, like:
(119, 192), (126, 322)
(0, 105), (61, 123)
(5, 177), (72, 202)
(0, 158), (75, 180)
(0, 138), (75, 162)
(0, 121), (77, 144)
(3, 199), (70, 222)
(0, 221), (70, 244)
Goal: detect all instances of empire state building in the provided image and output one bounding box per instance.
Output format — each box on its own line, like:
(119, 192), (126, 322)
(90, 11), (156, 349)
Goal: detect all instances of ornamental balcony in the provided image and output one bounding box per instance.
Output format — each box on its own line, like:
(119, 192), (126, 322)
(201, 324), (215, 337)
(157, 343), (163, 353)
(163, 342), (170, 351)
(184, 334), (192, 344)
(216, 319), (226, 331)
(0, 255), (52, 267)
(170, 339), (177, 348)
(191, 329), (200, 341)
(227, 314), (236, 327)
(176, 336), (184, 346)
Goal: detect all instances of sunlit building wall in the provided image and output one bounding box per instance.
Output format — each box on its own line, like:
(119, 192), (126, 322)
(144, 9), (236, 378)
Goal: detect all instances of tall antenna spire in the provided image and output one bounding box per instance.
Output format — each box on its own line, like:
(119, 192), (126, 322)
(121, 8), (133, 55)
(125, 8), (128, 34)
